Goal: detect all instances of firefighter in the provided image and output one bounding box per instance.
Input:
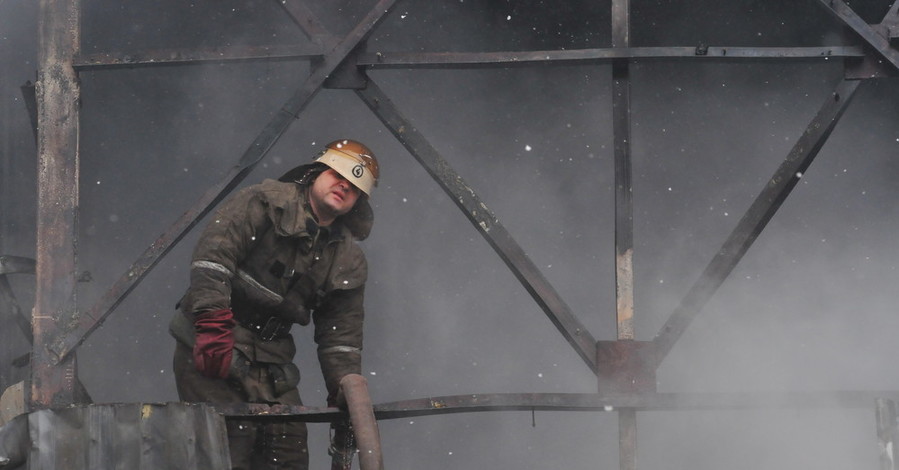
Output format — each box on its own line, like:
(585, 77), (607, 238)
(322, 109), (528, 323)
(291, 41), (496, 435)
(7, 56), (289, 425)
(169, 139), (378, 469)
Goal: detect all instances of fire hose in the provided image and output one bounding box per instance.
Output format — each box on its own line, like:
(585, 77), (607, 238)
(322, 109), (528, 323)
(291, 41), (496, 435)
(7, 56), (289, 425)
(330, 374), (383, 470)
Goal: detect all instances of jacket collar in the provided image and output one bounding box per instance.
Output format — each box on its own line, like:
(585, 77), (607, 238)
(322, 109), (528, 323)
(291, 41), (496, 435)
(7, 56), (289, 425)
(261, 178), (373, 241)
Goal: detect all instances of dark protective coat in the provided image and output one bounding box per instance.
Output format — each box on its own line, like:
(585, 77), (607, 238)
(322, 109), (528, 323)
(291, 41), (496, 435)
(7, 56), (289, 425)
(170, 177), (372, 403)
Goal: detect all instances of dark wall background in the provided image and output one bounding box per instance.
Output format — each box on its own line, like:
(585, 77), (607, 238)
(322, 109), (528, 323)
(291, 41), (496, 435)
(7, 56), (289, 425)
(2, 1), (899, 469)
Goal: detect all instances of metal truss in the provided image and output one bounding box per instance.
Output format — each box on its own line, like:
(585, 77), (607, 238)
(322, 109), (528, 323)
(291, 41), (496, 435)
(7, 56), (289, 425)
(25, 0), (899, 469)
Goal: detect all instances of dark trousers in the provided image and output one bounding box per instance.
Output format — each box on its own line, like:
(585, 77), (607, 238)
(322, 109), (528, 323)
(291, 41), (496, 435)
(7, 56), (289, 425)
(173, 342), (308, 470)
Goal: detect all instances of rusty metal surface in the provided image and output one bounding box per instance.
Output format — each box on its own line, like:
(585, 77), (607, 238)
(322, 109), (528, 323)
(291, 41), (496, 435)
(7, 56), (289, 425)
(612, 0), (635, 343)
(357, 46), (865, 68)
(46, 0), (399, 366)
(652, 78), (862, 365)
(26, 403), (230, 470)
(356, 78), (599, 373)
(597, 340), (657, 395)
(32, 0), (82, 409)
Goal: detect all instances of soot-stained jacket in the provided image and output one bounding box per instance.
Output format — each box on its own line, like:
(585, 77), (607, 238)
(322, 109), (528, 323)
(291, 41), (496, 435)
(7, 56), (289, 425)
(176, 177), (372, 401)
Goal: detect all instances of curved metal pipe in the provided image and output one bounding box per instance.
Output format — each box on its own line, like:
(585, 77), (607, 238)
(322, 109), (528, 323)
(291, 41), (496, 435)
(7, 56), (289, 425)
(339, 374), (383, 470)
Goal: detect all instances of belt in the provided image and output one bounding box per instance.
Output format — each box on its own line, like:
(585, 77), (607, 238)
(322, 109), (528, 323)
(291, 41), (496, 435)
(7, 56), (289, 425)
(238, 312), (292, 341)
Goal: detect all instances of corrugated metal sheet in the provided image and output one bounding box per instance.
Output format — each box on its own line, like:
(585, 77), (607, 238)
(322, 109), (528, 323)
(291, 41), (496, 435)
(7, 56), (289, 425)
(26, 403), (230, 470)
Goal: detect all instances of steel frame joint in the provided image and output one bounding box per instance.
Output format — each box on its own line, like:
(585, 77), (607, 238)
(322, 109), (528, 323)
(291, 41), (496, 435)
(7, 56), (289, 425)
(597, 340), (657, 395)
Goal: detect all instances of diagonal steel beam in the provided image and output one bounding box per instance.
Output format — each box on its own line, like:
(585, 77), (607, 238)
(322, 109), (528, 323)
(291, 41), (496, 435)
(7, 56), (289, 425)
(47, 0), (398, 364)
(0, 255), (36, 343)
(0, 275), (33, 345)
(816, 0), (899, 71)
(0, 256), (35, 276)
(884, 1), (899, 28)
(356, 78), (599, 374)
(0, 255), (36, 344)
(19, 82), (38, 147)
(652, 78), (862, 365)
(277, 0), (335, 46)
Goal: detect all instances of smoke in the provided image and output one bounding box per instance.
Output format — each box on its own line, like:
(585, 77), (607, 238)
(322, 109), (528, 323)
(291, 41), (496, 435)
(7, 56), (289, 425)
(3, 1), (899, 469)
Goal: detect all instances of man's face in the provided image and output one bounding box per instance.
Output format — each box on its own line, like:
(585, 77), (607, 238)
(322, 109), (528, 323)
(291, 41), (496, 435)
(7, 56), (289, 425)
(308, 168), (361, 220)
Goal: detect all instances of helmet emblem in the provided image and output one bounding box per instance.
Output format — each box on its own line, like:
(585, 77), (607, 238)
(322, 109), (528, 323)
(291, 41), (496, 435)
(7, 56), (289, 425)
(352, 164), (364, 178)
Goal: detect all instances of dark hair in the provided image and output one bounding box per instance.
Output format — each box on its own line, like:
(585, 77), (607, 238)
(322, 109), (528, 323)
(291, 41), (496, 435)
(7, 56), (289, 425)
(278, 162), (327, 186)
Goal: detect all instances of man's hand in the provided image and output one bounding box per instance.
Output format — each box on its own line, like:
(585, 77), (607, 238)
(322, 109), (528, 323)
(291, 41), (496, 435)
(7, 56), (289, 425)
(329, 420), (356, 470)
(192, 308), (236, 379)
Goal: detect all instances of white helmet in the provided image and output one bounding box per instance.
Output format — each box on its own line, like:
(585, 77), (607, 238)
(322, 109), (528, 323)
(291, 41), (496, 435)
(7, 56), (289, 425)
(314, 139), (379, 196)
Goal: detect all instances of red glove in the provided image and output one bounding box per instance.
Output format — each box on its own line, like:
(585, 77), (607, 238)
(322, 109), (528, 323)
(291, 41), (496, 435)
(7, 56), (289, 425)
(193, 308), (236, 379)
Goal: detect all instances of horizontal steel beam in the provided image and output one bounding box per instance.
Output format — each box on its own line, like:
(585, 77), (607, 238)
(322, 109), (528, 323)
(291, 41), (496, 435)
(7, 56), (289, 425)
(216, 390), (899, 421)
(73, 44), (324, 69)
(71, 45), (866, 71)
(357, 46), (865, 68)
(0, 256), (35, 276)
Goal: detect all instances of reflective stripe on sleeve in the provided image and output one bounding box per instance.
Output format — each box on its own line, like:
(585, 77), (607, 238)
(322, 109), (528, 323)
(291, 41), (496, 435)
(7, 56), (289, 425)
(192, 261), (284, 304)
(320, 345), (361, 355)
(192, 260), (233, 276)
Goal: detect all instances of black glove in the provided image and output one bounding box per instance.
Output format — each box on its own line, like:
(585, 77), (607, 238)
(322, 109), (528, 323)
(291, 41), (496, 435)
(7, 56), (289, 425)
(328, 419), (356, 469)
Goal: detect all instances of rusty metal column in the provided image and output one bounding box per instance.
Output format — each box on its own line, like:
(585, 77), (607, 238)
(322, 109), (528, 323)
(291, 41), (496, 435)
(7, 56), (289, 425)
(612, 1), (634, 343)
(610, 0), (636, 469)
(32, 0), (81, 408)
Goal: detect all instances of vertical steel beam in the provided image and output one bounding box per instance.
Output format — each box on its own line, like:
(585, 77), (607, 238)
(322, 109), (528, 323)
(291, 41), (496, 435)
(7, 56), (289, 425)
(612, 0), (634, 342)
(618, 408), (637, 470)
(32, 0), (81, 408)
(611, 1), (637, 469)
(652, 78), (862, 365)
